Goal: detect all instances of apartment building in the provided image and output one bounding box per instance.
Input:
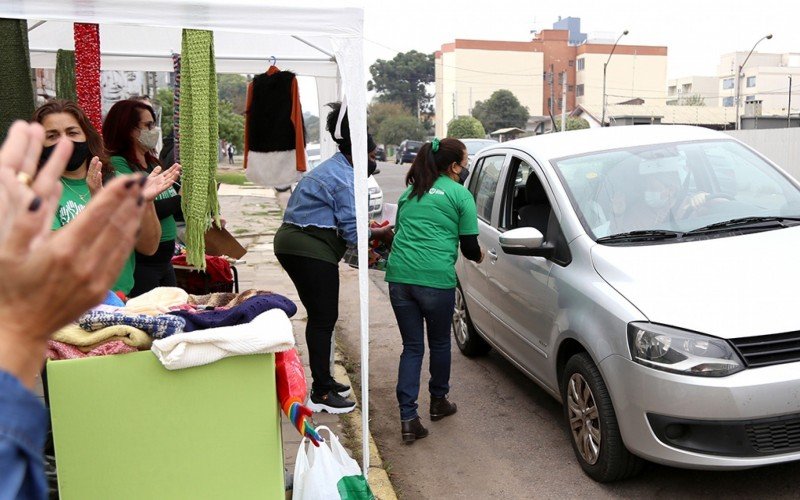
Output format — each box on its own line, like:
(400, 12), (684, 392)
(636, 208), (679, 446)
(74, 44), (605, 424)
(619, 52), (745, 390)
(718, 52), (800, 117)
(667, 76), (719, 106)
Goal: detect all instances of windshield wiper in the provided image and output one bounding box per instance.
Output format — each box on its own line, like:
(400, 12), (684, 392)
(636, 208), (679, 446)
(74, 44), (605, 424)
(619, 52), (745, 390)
(596, 230), (681, 244)
(684, 216), (800, 236)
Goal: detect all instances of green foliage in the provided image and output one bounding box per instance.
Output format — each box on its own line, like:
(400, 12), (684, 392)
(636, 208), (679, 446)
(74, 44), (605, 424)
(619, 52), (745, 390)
(304, 112), (320, 143)
(154, 87), (174, 137)
(472, 89), (529, 133)
(377, 115), (426, 146)
(447, 116), (486, 139)
(367, 101), (406, 136)
(217, 73), (248, 114)
(554, 116), (590, 131)
(368, 50), (434, 114)
(218, 100), (244, 151)
(676, 94), (706, 106)
(216, 171), (247, 185)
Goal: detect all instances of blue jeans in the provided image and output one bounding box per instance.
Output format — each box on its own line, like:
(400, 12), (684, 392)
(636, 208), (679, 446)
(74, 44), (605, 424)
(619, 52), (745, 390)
(389, 283), (456, 421)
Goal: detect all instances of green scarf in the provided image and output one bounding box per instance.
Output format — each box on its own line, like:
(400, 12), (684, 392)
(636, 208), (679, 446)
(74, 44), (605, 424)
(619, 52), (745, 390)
(56, 49), (77, 101)
(0, 19), (34, 138)
(179, 29), (220, 269)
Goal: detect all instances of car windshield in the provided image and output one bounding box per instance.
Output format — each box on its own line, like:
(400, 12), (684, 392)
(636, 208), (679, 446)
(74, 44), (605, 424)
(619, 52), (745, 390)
(551, 139), (800, 241)
(406, 141), (422, 152)
(464, 140), (497, 155)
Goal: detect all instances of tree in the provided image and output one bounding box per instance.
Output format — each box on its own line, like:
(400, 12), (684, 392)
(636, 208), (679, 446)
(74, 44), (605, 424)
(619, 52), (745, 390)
(367, 101), (406, 136)
(678, 94), (706, 106)
(218, 100), (244, 151)
(554, 116), (590, 132)
(472, 90), (529, 133)
(217, 74), (248, 114)
(368, 50), (434, 114)
(154, 87), (174, 137)
(377, 115), (426, 146)
(447, 116), (486, 139)
(304, 112), (320, 143)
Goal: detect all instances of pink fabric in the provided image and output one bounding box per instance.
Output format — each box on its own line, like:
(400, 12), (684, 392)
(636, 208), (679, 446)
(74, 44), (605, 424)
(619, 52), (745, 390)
(46, 340), (138, 360)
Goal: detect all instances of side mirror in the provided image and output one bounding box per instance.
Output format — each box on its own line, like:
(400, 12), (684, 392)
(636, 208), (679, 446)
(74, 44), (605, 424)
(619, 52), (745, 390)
(499, 227), (554, 257)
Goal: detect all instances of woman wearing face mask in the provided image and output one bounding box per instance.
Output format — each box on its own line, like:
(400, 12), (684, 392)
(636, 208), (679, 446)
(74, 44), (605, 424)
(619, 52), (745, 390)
(103, 99), (183, 298)
(384, 137), (483, 444)
(273, 102), (392, 414)
(32, 99), (165, 296)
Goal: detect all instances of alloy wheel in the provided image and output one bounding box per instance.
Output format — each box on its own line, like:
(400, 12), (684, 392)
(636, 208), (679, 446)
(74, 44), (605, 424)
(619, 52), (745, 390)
(567, 373), (602, 465)
(452, 288), (469, 345)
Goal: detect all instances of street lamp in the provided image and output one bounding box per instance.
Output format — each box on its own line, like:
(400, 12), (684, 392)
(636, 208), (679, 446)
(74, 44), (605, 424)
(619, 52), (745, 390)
(735, 33), (772, 130)
(601, 30), (629, 127)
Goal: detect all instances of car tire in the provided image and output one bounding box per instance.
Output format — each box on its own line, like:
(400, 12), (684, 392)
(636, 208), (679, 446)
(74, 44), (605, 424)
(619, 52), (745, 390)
(452, 286), (491, 357)
(561, 353), (644, 483)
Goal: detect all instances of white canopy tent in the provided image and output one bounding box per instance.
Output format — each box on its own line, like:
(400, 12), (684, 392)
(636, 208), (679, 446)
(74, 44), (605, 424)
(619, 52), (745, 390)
(1, 0), (374, 475)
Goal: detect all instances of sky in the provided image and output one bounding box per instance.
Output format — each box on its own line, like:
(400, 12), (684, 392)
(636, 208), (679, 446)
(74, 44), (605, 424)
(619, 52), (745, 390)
(297, 0), (799, 116)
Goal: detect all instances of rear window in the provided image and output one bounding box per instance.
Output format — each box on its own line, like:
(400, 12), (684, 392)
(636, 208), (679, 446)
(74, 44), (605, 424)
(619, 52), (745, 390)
(407, 141), (422, 152)
(464, 140), (497, 155)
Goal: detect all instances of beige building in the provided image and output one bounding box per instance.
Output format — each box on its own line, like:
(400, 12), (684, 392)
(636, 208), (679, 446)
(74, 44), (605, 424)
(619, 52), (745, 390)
(435, 32), (667, 137)
(718, 52), (800, 116)
(667, 76), (719, 106)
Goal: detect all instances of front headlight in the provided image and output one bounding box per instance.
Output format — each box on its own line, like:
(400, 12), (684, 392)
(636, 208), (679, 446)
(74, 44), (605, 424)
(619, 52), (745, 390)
(627, 322), (744, 377)
(368, 187), (380, 195)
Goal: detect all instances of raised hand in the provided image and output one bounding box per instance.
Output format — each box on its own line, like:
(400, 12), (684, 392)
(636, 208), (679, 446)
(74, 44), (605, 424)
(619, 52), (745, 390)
(143, 162), (182, 201)
(86, 156), (103, 195)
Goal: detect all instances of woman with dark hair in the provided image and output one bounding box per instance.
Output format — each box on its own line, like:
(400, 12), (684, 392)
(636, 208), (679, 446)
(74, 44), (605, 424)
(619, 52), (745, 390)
(385, 137), (483, 443)
(273, 102), (393, 414)
(32, 99), (166, 296)
(103, 99), (183, 297)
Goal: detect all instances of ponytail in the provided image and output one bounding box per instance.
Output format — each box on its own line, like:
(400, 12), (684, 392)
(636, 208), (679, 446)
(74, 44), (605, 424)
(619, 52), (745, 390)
(405, 138), (465, 200)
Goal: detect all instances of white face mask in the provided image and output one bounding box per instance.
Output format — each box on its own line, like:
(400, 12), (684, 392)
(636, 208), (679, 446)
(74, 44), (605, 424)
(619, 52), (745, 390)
(644, 190), (670, 209)
(138, 127), (160, 151)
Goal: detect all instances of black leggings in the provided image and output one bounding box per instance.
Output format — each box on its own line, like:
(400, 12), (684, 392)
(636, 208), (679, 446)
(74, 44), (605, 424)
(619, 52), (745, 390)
(276, 253), (339, 394)
(130, 240), (177, 298)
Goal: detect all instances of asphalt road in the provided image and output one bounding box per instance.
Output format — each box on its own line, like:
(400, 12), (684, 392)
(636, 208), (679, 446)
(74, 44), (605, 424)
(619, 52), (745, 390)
(337, 161), (800, 499)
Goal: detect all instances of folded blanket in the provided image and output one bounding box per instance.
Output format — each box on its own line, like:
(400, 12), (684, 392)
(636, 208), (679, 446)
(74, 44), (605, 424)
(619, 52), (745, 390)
(169, 294), (297, 332)
(125, 287), (189, 316)
(79, 311), (185, 339)
(47, 340), (138, 360)
(53, 324), (152, 349)
(188, 289), (272, 308)
(151, 309), (295, 370)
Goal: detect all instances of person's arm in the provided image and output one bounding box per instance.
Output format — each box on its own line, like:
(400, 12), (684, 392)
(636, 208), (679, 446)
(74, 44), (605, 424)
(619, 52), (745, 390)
(136, 202), (161, 255)
(153, 191), (182, 220)
(458, 190), (483, 263)
(459, 234), (483, 262)
(333, 181), (358, 246)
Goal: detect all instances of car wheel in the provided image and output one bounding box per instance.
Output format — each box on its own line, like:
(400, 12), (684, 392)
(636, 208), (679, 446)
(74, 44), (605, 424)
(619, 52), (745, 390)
(452, 287), (491, 357)
(561, 353), (644, 482)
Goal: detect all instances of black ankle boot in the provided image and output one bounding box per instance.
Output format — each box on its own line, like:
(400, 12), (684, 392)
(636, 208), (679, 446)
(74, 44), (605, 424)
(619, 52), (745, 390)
(401, 417), (429, 444)
(430, 395), (457, 421)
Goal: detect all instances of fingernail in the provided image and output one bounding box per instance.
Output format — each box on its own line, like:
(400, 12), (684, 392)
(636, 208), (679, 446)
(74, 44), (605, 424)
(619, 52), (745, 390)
(137, 195), (144, 206)
(138, 176), (147, 187)
(124, 179), (136, 189)
(28, 196), (42, 212)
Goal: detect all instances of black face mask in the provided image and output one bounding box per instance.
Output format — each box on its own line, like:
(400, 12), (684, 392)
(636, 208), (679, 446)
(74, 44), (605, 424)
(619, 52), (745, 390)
(368, 159), (377, 177)
(458, 167), (470, 185)
(40, 141), (90, 172)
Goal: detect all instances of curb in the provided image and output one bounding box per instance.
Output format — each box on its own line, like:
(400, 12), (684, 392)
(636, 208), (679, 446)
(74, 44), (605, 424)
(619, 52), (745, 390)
(333, 363), (398, 500)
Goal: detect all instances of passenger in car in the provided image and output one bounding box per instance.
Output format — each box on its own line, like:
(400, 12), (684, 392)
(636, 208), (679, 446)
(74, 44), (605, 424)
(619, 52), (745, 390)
(385, 137), (484, 444)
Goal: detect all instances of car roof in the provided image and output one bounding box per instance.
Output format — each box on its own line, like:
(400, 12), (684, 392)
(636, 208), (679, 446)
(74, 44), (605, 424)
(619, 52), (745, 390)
(488, 125), (731, 160)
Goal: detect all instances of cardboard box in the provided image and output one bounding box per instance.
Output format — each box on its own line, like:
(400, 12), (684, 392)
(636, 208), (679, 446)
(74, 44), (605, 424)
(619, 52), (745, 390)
(47, 351), (284, 499)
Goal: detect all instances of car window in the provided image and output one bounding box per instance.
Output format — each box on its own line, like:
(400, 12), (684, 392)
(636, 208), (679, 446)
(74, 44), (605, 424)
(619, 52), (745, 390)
(500, 158), (533, 230)
(407, 141), (422, 152)
(469, 155), (504, 223)
(551, 139), (800, 240)
(464, 140), (498, 155)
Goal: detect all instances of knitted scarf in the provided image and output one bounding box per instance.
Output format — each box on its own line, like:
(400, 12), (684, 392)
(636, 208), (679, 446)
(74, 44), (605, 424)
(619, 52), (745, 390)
(0, 19), (34, 137)
(74, 23), (102, 133)
(55, 49), (77, 101)
(172, 53), (182, 163)
(179, 29), (219, 269)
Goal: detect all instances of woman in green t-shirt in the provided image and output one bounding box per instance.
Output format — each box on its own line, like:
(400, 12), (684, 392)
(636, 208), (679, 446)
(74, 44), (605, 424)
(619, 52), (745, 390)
(385, 138), (484, 444)
(103, 99), (183, 298)
(33, 99), (168, 297)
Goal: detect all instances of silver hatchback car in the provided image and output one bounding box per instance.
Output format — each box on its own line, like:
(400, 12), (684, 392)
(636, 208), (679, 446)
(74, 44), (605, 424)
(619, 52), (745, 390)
(454, 125), (800, 482)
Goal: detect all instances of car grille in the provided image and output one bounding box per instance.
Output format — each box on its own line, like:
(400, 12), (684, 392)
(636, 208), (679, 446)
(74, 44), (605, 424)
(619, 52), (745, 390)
(730, 331), (800, 368)
(746, 416), (800, 454)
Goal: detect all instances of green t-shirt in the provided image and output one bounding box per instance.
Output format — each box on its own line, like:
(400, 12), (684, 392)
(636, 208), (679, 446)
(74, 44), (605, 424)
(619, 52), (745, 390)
(385, 175), (479, 289)
(52, 177), (90, 229)
(111, 156), (178, 242)
(273, 223), (347, 265)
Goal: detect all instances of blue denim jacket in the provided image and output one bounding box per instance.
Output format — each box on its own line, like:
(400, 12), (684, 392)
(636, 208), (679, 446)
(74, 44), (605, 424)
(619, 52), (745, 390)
(0, 370), (48, 500)
(283, 152), (357, 245)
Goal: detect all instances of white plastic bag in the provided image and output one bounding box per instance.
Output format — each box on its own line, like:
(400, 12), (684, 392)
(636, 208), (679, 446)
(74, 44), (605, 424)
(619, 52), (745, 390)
(292, 426), (373, 500)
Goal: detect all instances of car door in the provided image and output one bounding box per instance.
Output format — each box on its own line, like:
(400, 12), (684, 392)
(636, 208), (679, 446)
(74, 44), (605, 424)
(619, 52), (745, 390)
(458, 153), (508, 340)
(485, 154), (563, 383)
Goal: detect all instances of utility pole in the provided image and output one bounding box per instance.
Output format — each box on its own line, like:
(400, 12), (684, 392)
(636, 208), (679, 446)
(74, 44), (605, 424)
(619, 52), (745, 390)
(549, 64), (555, 119)
(561, 71), (568, 132)
(736, 34), (773, 130)
(789, 75), (793, 128)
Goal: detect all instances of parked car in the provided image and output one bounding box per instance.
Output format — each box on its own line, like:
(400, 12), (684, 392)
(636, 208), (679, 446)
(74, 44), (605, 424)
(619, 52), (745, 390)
(395, 140), (423, 164)
(460, 138), (498, 167)
(454, 125), (800, 482)
(306, 144), (383, 218)
(375, 145), (386, 162)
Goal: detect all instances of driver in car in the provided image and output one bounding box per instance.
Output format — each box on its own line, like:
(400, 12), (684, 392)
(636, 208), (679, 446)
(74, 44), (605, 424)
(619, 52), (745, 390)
(615, 172), (710, 231)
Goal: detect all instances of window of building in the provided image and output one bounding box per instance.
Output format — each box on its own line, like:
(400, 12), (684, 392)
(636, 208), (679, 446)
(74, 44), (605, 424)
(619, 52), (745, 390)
(722, 96), (734, 107)
(747, 76), (756, 88)
(576, 84), (584, 97)
(745, 95), (756, 102)
(577, 58), (585, 71)
(722, 78), (735, 90)
(568, 60), (574, 67)
(568, 85), (574, 92)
